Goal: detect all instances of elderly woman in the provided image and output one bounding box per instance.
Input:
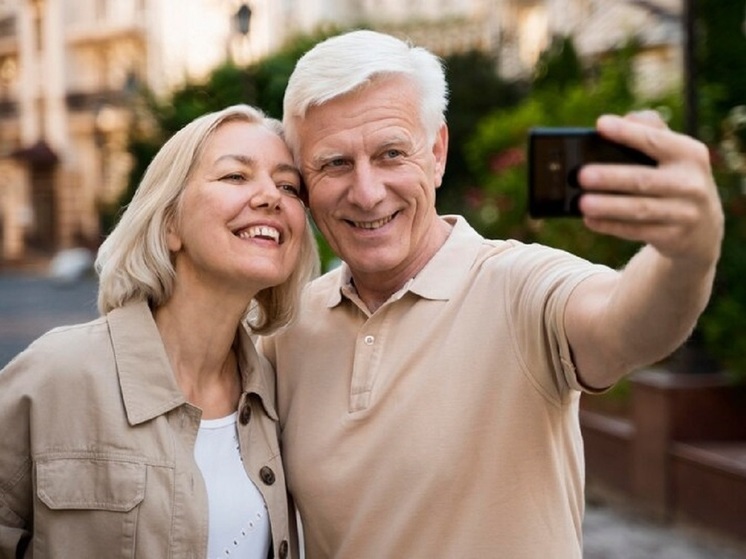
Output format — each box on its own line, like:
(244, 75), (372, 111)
(0, 104), (317, 559)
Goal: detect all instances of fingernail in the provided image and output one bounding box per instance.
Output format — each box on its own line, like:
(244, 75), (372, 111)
(632, 109), (659, 121)
(598, 114), (621, 132)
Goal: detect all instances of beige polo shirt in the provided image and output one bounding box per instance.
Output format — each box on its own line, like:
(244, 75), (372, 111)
(263, 215), (610, 559)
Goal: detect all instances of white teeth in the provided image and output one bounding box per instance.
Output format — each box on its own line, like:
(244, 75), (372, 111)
(238, 225), (280, 242)
(352, 215), (394, 230)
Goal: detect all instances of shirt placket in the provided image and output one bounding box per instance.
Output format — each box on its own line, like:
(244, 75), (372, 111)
(349, 309), (391, 413)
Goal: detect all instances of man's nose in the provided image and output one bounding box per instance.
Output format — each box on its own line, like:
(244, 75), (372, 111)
(347, 163), (386, 209)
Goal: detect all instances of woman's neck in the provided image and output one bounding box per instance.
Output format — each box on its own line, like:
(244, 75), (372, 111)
(154, 289), (249, 419)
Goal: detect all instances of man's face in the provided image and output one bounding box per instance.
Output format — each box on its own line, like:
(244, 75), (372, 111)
(295, 75), (448, 283)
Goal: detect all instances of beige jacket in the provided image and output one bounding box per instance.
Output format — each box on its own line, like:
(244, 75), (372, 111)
(0, 301), (295, 559)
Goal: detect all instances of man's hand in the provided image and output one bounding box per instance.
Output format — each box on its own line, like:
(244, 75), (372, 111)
(578, 111), (724, 271)
(567, 111), (725, 388)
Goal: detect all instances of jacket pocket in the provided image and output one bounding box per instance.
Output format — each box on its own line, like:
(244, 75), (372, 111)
(34, 457), (146, 558)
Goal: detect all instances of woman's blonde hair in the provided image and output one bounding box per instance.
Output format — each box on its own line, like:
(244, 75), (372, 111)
(95, 104), (318, 334)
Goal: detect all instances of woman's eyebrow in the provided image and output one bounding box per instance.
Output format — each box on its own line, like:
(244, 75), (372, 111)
(214, 154), (255, 166)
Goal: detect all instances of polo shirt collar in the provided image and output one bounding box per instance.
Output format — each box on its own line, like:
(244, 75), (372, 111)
(408, 215), (483, 300)
(110, 301), (277, 425)
(327, 215), (483, 307)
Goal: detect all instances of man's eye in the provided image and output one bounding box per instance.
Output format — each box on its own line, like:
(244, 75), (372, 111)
(323, 158), (348, 170)
(384, 149), (403, 159)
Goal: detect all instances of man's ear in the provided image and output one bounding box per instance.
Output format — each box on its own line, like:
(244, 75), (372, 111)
(433, 123), (448, 189)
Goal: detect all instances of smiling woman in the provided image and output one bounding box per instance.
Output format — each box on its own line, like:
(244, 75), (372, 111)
(0, 104), (318, 559)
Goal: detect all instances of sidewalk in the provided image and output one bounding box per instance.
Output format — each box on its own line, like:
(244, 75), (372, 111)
(583, 495), (746, 558)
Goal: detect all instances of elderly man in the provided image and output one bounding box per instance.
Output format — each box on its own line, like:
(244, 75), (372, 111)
(261, 29), (723, 558)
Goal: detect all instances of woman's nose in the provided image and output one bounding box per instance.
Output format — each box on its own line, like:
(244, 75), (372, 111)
(249, 178), (282, 211)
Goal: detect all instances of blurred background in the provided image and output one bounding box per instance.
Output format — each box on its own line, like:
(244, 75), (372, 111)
(0, 0), (744, 554)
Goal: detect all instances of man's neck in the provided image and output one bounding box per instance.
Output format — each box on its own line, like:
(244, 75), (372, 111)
(349, 217), (453, 313)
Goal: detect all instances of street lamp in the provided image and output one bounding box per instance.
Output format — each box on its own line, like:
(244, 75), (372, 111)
(235, 3), (252, 36)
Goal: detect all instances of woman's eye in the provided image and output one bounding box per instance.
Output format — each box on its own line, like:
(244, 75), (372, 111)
(221, 172), (246, 182)
(278, 183), (301, 197)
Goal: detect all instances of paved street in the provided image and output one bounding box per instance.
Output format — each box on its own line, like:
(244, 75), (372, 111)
(1, 270), (745, 557)
(0, 271), (99, 368)
(583, 496), (746, 559)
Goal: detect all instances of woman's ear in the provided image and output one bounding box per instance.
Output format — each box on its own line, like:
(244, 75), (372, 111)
(165, 220), (182, 252)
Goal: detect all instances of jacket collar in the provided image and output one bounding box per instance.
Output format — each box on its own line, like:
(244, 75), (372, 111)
(109, 301), (277, 425)
(236, 322), (278, 421)
(326, 215), (483, 308)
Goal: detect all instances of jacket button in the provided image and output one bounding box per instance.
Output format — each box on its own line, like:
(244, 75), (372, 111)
(239, 404), (251, 425)
(259, 466), (276, 485)
(278, 540), (289, 558)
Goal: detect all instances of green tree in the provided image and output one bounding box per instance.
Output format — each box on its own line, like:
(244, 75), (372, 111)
(438, 49), (526, 215)
(533, 35), (583, 92)
(690, 1), (746, 382)
(463, 37), (672, 269)
(695, 0), (746, 126)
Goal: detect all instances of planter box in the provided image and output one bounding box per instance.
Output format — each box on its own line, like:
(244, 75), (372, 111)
(580, 368), (746, 543)
(670, 442), (746, 537)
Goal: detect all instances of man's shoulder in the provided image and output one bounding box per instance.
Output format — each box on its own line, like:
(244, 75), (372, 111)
(303, 266), (344, 298)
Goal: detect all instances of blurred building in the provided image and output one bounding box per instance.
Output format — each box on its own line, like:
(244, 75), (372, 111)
(0, 0), (682, 265)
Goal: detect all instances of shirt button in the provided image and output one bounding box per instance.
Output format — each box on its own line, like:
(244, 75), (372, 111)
(260, 466), (276, 485)
(239, 404), (251, 425)
(363, 335), (375, 345)
(278, 540), (289, 558)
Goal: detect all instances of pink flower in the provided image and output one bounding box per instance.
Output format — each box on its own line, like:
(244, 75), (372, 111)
(489, 147), (525, 174)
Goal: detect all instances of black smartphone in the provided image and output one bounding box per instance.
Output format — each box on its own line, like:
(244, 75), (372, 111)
(527, 127), (657, 218)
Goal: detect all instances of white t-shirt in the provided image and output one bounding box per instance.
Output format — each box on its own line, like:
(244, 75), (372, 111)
(194, 412), (271, 559)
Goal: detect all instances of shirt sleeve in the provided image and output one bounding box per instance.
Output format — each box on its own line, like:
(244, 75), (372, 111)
(502, 243), (612, 402)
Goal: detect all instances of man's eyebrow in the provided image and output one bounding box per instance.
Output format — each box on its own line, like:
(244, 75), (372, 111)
(310, 152), (345, 167)
(378, 135), (410, 150)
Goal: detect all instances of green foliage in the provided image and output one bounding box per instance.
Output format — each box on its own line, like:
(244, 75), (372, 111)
(463, 38), (673, 269)
(695, 1), (746, 123)
(699, 175), (746, 381)
(438, 49), (527, 215)
(533, 35), (583, 92)
(691, 1), (746, 383)
(698, 109), (746, 383)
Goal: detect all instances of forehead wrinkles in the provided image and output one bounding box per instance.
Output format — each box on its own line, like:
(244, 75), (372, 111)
(301, 79), (420, 150)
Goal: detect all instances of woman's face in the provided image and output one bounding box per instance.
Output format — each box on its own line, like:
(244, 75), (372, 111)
(167, 119), (307, 295)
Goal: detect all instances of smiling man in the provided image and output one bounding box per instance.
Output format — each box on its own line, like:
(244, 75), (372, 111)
(260, 30), (724, 558)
